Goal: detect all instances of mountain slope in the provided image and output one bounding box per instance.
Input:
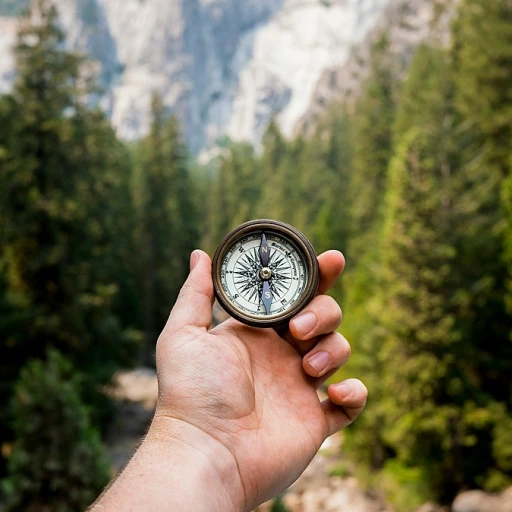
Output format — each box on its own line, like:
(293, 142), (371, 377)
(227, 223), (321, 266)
(1, 0), (394, 153)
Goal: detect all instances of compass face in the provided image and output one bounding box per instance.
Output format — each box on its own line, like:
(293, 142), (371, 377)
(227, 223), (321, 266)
(212, 220), (319, 328)
(220, 231), (307, 317)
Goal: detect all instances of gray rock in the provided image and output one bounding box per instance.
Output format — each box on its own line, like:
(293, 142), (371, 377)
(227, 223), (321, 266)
(452, 488), (512, 512)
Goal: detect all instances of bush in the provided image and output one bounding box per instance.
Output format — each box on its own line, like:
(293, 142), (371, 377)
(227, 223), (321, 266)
(271, 495), (290, 512)
(2, 350), (110, 512)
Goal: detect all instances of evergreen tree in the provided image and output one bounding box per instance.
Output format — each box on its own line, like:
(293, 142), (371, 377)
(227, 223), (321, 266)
(309, 107), (353, 257)
(376, 127), (461, 500)
(203, 142), (259, 251)
(451, 0), (512, 413)
(347, 34), (398, 260)
(452, 0), (512, 178)
(505, 172), (512, 330)
(135, 94), (198, 355)
(258, 119), (289, 219)
(258, 135), (305, 226)
(344, 47), (459, 483)
(0, 0), (138, 470)
(260, 118), (287, 184)
(2, 350), (110, 512)
(353, 41), (512, 501)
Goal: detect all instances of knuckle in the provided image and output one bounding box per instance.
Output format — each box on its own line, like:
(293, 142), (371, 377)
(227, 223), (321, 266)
(332, 332), (351, 360)
(325, 296), (342, 321)
(349, 379), (368, 403)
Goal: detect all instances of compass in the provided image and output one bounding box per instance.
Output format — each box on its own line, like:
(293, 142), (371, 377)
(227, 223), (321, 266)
(212, 219), (320, 328)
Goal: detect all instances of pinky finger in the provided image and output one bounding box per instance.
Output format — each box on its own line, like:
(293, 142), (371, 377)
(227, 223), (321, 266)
(322, 378), (368, 437)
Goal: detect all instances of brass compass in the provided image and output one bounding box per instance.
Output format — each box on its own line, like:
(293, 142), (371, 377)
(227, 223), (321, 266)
(212, 219), (319, 328)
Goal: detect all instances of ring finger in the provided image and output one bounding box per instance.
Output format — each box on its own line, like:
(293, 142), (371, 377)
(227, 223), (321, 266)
(302, 332), (351, 387)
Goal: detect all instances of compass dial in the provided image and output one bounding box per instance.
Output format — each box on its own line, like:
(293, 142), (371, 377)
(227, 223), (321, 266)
(220, 232), (307, 316)
(212, 220), (319, 328)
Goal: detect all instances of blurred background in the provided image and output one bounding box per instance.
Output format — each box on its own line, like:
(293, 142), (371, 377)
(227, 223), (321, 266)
(0, 0), (511, 510)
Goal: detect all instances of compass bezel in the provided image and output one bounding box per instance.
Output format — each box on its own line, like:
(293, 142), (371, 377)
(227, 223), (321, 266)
(212, 219), (319, 328)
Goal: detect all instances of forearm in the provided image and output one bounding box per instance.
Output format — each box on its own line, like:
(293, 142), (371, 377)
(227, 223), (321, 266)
(90, 416), (245, 512)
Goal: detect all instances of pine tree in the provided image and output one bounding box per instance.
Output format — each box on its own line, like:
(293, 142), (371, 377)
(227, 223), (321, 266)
(452, 0), (512, 177)
(451, 0), (512, 420)
(347, 34), (398, 261)
(258, 119), (289, 220)
(307, 107), (353, 257)
(260, 118), (287, 184)
(0, 0), (138, 467)
(203, 141), (260, 251)
(376, 127), (460, 499)
(451, 1), (512, 488)
(135, 94), (198, 356)
(355, 41), (512, 501)
(505, 172), (512, 330)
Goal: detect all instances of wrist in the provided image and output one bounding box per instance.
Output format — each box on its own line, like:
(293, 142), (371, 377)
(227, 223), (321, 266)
(148, 413), (246, 511)
(93, 413), (246, 512)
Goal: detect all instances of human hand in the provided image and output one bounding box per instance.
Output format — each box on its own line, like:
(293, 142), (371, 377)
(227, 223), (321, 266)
(152, 249), (367, 510)
(92, 249), (367, 512)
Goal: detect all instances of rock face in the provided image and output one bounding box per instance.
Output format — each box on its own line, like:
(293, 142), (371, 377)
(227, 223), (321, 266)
(0, 0), (392, 153)
(299, 0), (459, 134)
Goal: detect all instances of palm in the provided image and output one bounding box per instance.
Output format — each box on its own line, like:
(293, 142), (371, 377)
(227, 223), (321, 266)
(220, 322), (329, 501)
(158, 318), (328, 504)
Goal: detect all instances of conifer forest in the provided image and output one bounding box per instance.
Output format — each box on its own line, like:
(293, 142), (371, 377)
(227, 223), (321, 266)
(0, 0), (511, 510)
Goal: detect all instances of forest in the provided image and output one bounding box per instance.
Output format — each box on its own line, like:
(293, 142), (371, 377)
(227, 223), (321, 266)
(0, 0), (511, 510)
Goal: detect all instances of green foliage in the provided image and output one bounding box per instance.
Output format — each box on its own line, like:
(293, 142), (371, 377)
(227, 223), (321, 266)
(452, 0), (512, 176)
(377, 460), (432, 512)
(270, 495), (289, 512)
(2, 350), (110, 511)
(134, 94), (198, 356)
(341, 26), (512, 505)
(328, 461), (352, 478)
(377, 126), (462, 498)
(505, 170), (512, 331)
(451, 0), (512, 371)
(347, 34), (398, 261)
(0, 0), (139, 477)
(0, 0), (138, 364)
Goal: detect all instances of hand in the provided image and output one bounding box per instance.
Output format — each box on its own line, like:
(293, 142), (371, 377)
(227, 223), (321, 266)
(156, 249), (366, 508)
(92, 249), (367, 512)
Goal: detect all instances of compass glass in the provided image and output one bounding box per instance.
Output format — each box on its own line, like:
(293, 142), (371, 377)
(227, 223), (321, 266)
(219, 231), (308, 317)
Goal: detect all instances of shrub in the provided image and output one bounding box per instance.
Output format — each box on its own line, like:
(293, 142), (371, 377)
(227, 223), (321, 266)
(2, 350), (110, 512)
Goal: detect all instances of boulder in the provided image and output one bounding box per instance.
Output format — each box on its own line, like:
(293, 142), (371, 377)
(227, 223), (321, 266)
(452, 487), (512, 512)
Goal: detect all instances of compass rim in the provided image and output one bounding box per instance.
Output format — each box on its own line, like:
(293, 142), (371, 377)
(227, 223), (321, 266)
(212, 219), (319, 328)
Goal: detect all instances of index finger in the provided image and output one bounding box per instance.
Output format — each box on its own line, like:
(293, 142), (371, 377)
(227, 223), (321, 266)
(317, 250), (345, 295)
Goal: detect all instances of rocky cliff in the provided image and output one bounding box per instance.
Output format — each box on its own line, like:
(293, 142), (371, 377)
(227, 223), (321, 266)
(0, 0), (446, 154)
(299, 0), (458, 134)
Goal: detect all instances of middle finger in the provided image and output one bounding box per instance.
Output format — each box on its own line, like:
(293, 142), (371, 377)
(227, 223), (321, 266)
(287, 295), (342, 354)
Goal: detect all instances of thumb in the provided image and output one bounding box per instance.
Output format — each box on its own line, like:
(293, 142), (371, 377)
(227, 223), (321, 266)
(167, 250), (214, 331)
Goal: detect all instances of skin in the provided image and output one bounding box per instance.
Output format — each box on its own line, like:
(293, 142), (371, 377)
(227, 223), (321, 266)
(91, 249), (368, 512)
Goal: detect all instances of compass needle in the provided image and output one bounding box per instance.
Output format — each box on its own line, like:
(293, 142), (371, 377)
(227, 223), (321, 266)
(261, 281), (273, 315)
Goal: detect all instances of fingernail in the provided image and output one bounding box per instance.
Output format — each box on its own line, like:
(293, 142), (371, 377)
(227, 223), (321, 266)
(190, 250), (200, 271)
(307, 351), (330, 375)
(292, 312), (316, 335)
(336, 382), (353, 399)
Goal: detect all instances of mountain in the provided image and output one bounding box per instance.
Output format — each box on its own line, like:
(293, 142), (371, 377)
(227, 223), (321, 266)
(0, 0), (450, 154)
(300, 0), (458, 133)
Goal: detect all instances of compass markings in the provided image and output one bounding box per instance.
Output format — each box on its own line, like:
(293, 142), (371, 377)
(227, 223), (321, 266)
(222, 234), (307, 315)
